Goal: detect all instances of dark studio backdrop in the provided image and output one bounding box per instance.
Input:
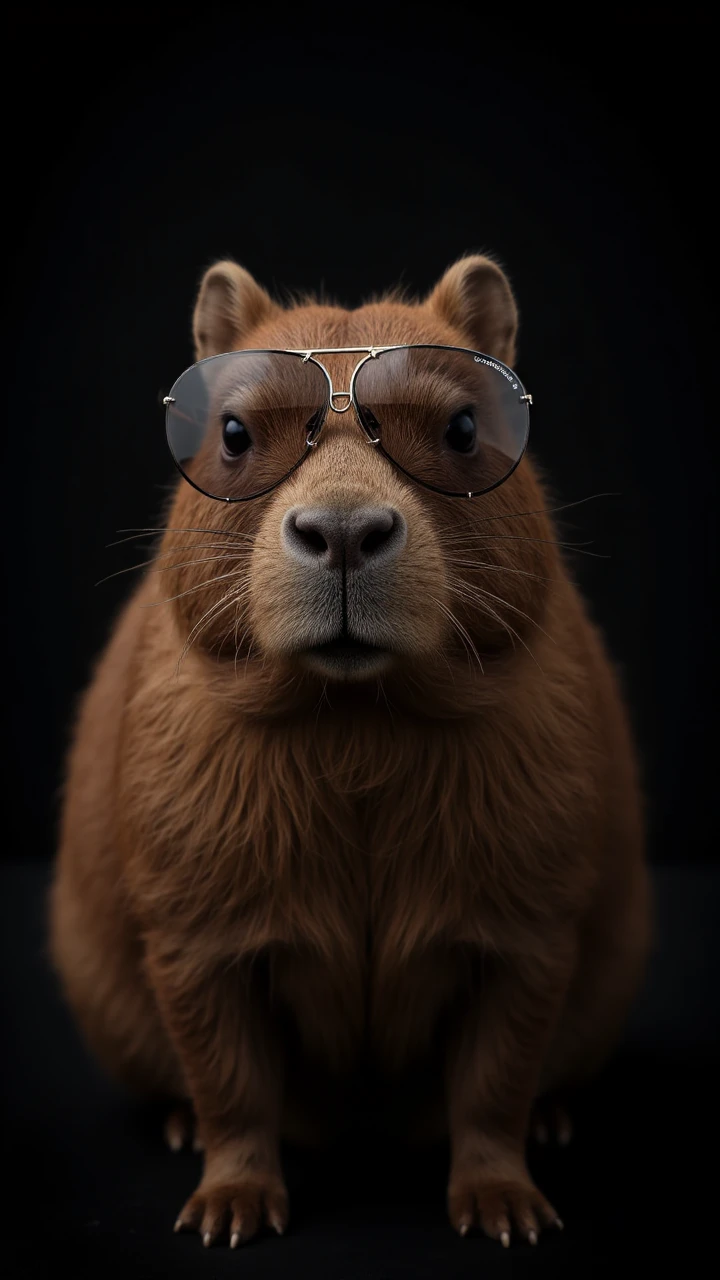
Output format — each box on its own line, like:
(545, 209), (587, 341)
(3, 15), (716, 868)
(2, 11), (718, 1279)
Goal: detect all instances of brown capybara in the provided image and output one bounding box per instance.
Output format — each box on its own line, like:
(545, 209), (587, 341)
(49, 256), (650, 1249)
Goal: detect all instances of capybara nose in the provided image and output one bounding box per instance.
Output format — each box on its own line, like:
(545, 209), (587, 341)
(282, 506), (407, 571)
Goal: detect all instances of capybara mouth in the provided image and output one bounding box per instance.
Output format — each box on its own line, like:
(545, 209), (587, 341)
(302, 636), (391, 680)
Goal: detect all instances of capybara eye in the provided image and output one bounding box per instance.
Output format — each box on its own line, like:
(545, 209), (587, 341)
(222, 416), (253, 458)
(445, 410), (476, 454)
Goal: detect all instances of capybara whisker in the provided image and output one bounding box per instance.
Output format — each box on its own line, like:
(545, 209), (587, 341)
(143, 570), (252, 610)
(96, 550), (247, 588)
(451, 580), (557, 644)
(447, 558), (556, 583)
(470, 491), (620, 526)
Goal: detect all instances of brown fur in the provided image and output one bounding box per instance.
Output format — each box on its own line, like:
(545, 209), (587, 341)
(49, 255), (650, 1247)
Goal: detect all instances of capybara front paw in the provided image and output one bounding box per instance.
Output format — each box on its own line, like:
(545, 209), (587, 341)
(174, 1174), (289, 1247)
(448, 1172), (562, 1245)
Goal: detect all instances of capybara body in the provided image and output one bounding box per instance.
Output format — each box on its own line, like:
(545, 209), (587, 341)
(50, 256), (649, 1246)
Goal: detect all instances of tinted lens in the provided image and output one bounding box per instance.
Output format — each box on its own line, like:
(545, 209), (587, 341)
(354, 346), (529, 497)
(166, 351), (329, 501)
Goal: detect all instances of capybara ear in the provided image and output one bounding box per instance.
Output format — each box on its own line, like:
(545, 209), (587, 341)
(192, 261), (279, 360)
(425, 255), (519, 366)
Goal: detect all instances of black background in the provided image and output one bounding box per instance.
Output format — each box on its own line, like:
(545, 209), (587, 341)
(2, 11), (718, 1279)
(4, 11), (716, 868)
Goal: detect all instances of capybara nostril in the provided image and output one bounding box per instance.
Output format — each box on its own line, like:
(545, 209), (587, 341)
(282, 506), (407, 571)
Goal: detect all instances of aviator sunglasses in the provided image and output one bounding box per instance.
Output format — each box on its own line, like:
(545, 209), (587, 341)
(163, 345), (532, 503)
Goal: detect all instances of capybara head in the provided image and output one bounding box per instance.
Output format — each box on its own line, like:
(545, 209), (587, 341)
(160, 257), (557, 703)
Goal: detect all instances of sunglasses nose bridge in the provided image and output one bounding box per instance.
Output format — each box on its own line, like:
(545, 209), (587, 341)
(330, 391), (353, 413)
(306, 356), (364, 440)
(309, 356), (374, 442)
(310, 393), (380, 449)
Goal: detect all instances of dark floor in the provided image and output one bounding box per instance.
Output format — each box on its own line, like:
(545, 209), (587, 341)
(2, 860), (718, 1279)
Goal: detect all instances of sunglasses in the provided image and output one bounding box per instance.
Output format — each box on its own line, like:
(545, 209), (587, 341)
(163, 345), (532, 503)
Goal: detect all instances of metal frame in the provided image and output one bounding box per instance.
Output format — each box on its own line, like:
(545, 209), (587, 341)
(163, 345), (532, 503)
